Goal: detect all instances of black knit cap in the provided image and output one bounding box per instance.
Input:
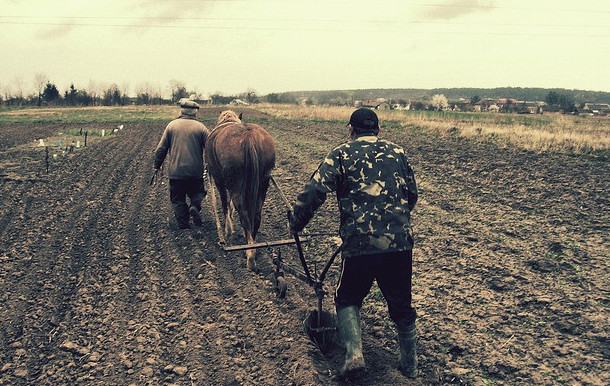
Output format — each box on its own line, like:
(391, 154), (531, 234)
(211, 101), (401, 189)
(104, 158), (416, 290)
(348, 108), (379, 134)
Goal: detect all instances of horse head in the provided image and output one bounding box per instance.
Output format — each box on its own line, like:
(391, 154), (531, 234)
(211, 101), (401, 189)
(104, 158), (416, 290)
(215, 110), (242, 129)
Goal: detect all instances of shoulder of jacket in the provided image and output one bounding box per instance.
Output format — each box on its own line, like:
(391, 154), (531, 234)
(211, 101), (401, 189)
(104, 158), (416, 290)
(195, 121), (209, 130)
(167, 117), (184, 126)
(377, 138), (405, 153)
(330, 141), (353, 153)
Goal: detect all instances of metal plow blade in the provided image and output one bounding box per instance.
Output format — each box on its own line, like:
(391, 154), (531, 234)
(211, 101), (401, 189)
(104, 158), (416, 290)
(303, 310), (336, 352)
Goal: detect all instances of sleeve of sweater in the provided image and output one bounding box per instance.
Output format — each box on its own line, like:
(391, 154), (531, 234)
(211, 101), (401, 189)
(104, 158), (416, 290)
(153, 126), (171, 169)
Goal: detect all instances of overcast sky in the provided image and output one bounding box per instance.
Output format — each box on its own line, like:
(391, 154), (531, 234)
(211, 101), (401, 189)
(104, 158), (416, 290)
(1, 0), (609, 97)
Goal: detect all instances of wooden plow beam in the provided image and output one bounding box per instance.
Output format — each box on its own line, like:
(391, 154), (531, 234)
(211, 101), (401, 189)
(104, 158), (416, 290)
(222, 237), (310, 252)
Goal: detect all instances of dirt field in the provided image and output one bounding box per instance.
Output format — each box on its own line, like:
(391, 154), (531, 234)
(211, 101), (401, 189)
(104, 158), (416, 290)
(0, 107), (608, 385)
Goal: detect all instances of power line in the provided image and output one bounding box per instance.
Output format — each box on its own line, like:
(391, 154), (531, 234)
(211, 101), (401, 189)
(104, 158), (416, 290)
(38, 0), (609, 14)
(0, 15), (608, 29)
(4, 0), (610, 13)
(1, 20), (608, 37)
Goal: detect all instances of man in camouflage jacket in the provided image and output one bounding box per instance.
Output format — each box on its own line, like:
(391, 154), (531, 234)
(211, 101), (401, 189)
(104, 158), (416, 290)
(289, 108), (419, 379)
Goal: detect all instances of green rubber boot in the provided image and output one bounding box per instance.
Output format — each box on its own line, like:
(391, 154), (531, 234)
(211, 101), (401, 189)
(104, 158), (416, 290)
(397, 322), (417, 378)
(336, 306), (365, 379)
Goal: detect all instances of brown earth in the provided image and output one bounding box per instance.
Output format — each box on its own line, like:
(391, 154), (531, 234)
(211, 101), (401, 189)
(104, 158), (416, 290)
(0, 107), (608, 385)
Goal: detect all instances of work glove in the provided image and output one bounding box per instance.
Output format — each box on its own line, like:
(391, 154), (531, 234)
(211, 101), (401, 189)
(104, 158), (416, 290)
(287, 210), (298, 235)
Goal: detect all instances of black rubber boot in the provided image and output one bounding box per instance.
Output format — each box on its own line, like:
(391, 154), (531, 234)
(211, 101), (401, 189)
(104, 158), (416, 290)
(397, 322), (417, 378)
(336, 306), (365, 379)
(189, 205), (202, 227)
(174, 204), (190, 229)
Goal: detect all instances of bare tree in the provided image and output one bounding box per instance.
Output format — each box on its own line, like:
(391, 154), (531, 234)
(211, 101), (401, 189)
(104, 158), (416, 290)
(34, 73), (48, 107)
(102, 84), (122, 106)
(188, 87), (203, 101)
(136, 82), (154, 105)
(240, 88), (258, 103)
(12, 76), (24, 102)
(121, 81), (130, 105)
(88, 80), (100, 106)
(169, 79), (188, 103)
(1, 79), (15, 105)
(152, 84), (163, 104)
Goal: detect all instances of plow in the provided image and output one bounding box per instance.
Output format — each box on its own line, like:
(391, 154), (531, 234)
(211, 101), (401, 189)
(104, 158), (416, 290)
(207, 174), (339, 350)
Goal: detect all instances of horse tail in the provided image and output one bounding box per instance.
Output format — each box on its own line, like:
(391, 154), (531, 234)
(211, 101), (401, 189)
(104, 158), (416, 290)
(243, 129), (261, 236)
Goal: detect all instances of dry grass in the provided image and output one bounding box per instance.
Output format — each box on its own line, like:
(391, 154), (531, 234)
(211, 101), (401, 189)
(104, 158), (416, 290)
(256, 103), (610, 154)
(0, 105), (175, 124)
(2, 104), (608, 154)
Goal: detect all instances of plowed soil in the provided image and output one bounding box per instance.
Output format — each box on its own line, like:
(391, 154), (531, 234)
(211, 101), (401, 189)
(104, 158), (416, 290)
(0, 107), (608, 385)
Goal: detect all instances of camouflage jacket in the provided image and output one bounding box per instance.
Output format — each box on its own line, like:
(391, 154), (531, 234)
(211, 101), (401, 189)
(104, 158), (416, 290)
(291, 134), (418, 257)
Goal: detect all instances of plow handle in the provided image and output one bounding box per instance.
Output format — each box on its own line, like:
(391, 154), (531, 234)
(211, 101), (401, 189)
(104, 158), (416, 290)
(270, 175), (293, 211)
(292, 221), (314, 286)
(149, 169), (159, 186)
(273, 174), (340, 288)
(319, 245), (341, 284)
(272, 175), (313, 283)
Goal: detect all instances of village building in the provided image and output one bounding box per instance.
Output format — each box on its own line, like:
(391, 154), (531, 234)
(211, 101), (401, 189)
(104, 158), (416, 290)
(582, 103), (610, 116)
(354, 99), (391, 110)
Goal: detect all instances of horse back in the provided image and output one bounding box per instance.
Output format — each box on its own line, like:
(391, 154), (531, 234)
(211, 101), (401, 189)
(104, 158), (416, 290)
(205, 123), (275, 185)
(244, 123), (276, 171)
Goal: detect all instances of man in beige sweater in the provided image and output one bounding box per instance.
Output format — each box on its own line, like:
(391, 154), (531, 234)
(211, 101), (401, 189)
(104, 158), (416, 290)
(154, 99), (211, 229)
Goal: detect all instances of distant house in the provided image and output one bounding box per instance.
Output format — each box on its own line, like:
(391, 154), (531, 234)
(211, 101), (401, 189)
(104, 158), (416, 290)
(517, 101), (543, 114)
(497, 98), (519, 105)
(198, 95), (212, 105)
(377, 101), (391, 110)
(356, 99), (391, 110)
(496, 98), (519, 111)
(392, 103), (411, 110)
(473, 98), (496, 112)
(583, 103), (610, 115)
(229, 99), (249, 106)
(451, 98), (471, 112)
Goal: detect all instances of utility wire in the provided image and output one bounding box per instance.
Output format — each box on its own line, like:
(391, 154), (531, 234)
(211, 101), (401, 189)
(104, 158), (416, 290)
(4, 0), (610, 13)
(1, 20), (608, 37)
(41, 0), (609, 14)
(0, 15), (608, 29)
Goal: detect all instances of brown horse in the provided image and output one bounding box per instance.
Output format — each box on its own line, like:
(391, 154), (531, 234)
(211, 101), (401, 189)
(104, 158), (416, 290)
(205, 110), (276, 271)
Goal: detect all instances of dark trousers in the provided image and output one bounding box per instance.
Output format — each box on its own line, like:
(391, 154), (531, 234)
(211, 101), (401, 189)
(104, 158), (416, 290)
(335, 250), (416, 328)
(169, 178), (206, 225)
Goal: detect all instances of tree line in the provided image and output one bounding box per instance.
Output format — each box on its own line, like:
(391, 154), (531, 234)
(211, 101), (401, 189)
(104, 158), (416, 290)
(1, 75), (165, 107)
(277, 87), (610, 107)
(2, 74), (608, 109)
(0, 75), (269, 108)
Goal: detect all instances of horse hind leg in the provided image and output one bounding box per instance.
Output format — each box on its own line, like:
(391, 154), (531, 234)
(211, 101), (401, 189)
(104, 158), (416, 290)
(225, 211), (234, 240)
(241, 214), (256, 271)
(233, 194), (257, 272)
(223, 201), (236, 241)
(227, 199), (236, 236)
(245, 231), (256, 272)
(245, 200), (266, 271)
(217, 187), (234, 241)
